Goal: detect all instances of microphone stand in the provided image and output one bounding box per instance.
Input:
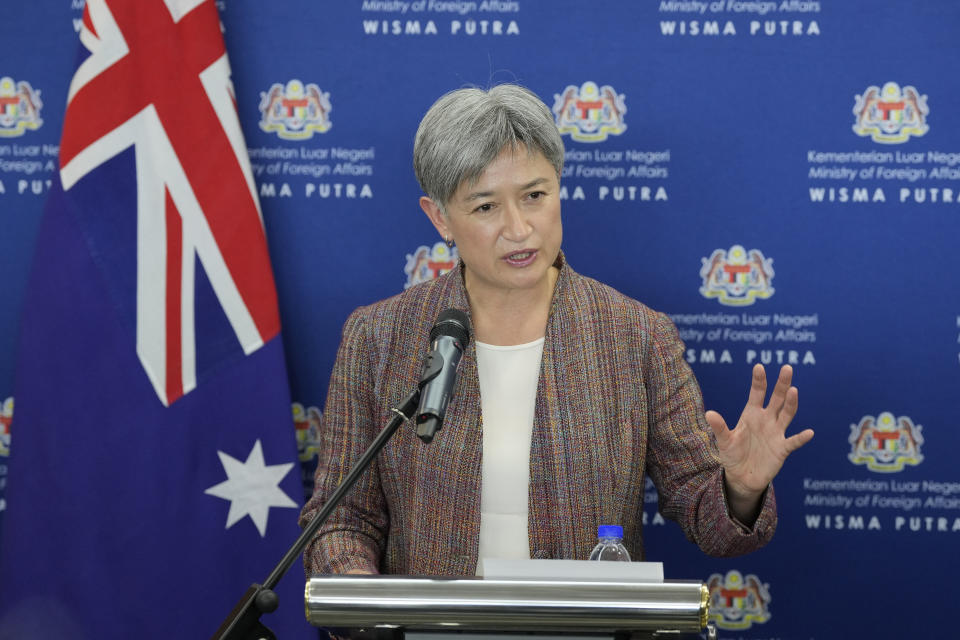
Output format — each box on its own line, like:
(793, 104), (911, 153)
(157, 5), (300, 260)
(211, 388), (422, 640)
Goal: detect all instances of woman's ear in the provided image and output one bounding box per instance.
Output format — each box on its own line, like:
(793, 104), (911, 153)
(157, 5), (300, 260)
(419, 196), (449, 239)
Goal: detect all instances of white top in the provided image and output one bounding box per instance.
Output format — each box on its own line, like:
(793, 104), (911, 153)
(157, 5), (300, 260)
(474, 337), (545, 575)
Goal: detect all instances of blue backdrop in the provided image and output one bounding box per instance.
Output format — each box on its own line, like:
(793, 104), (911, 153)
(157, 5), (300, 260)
(2, 1), (959, 637)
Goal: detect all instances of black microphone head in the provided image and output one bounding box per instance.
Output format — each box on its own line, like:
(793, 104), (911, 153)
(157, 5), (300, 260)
(416, 416), (442, 444)
(430, 309), (471, 348)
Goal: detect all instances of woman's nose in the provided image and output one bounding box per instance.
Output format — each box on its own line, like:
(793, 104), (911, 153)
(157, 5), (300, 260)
(501, 203), (531, 241)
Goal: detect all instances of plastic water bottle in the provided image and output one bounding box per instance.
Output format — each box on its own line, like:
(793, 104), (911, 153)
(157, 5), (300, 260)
(588, 525), (632, 561)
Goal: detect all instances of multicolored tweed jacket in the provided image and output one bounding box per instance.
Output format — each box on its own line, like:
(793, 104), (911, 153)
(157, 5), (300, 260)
(300, 256), (776, 576)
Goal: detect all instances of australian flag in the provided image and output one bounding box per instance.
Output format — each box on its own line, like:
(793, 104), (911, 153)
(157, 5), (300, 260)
(0, 1), (311, 637)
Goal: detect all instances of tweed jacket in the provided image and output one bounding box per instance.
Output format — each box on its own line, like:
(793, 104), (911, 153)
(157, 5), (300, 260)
(300, 257), (776, 576)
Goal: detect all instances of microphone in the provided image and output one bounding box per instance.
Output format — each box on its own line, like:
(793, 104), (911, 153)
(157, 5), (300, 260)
(415, 309), (471, 443)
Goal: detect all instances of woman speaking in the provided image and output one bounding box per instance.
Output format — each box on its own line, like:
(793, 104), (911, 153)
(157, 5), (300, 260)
(299, 84), (813, 576)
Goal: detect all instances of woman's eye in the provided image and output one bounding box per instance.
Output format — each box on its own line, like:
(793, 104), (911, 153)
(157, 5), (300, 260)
(527, 191), (545, 201)
(473, 202), (494, 213)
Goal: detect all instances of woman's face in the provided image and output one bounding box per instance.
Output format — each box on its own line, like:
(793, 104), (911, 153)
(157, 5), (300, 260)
(420, 147), (562, 301)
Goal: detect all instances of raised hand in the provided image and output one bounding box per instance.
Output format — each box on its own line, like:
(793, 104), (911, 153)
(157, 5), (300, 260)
(705, 364), (814, 522)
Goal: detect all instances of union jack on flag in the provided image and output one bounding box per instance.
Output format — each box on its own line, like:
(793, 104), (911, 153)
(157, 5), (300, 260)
(0, 1), (309, 637)
(60, 0), (280, 406)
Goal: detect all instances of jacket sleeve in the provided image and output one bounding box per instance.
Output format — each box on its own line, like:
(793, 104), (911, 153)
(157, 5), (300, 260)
(299, 308), (388, 575)
(643, 311), (777, 557)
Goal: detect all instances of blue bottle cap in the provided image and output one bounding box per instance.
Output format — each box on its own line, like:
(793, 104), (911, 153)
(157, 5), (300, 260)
(597, 524), (623, 538)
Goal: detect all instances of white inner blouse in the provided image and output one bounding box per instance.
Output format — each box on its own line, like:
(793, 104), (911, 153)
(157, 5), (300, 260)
(474, 336), (545, 575)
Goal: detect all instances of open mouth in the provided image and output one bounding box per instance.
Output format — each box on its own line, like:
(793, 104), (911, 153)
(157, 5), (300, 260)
(504, 250), (537, 266)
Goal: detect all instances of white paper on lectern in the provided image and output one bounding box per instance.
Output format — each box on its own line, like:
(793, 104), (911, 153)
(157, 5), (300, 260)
(481, 558), (664, 582)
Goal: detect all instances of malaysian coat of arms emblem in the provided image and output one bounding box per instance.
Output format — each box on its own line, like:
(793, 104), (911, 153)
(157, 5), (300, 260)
(404, 242), (458, 289)
(552, 81), (627, 143)
(853, 82), (929, 144)
(0, 77), (43, 137)
(700, 245), (775, 306)
(848, 412), (924, 472)
(0, 397), (11, 458)
(259, 79), (332, 140)
(707, 570), (772, 630)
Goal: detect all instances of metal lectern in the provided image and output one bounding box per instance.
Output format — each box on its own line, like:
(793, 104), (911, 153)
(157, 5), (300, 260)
(305, 575), (715, 640)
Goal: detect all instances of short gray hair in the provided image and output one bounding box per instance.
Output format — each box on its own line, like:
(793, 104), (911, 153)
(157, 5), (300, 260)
(413, 84), (565, 211)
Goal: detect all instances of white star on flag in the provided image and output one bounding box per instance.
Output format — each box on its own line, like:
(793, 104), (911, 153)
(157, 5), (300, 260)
(205, 439), (298, 537)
